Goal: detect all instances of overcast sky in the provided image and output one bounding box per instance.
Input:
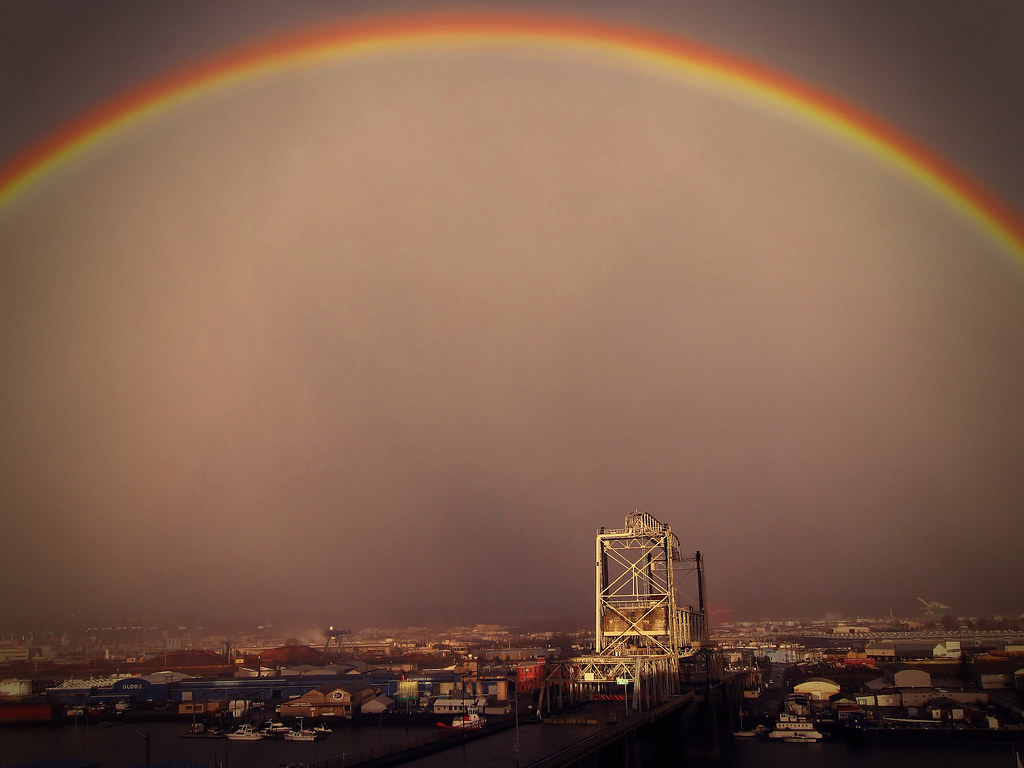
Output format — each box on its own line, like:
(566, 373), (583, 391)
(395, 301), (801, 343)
(2, 0), (1023, 634)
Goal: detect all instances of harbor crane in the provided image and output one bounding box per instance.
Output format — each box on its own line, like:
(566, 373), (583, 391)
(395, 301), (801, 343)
(917, 597), (950, 615)
(323, 625), (351, 657)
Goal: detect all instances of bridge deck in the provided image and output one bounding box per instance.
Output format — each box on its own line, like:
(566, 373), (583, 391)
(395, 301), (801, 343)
(361, 692), (696, 768)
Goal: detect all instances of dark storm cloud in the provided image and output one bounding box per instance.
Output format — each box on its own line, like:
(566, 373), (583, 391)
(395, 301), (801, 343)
(1, 1), (1023, 630)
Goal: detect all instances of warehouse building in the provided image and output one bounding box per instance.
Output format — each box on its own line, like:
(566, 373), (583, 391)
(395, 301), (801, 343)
(277, 681), (375, 718)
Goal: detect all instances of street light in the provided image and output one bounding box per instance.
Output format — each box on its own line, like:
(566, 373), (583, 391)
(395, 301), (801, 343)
(98, 721), (151, 768)
(511, 677), (520, 768)
(615, 677), (630, 720)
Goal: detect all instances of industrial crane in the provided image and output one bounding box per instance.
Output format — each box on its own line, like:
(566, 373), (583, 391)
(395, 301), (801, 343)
(917, 597), (950, 615)
(323, 625), (352, 657)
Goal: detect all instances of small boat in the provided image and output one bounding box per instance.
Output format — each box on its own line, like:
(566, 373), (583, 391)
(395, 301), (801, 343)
(436, 713), (486, 730)
(284, 729), (319, 741)
(180, 723), (224, 739)
(226, 724), (264, 741)
(261, 721), (292, 738)
(284, 718), (322, 741)
(784, 732), (820, 743)
(312, 724), (333, 735)
(731, 708), (762, 737)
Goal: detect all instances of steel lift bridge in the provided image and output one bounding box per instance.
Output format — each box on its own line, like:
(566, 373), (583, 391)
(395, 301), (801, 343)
(540, 511), (708, 715)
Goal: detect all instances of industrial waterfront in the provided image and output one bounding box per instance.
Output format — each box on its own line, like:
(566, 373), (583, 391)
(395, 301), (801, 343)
(3, 512), (1023, 767)
(3, 705), (1021, 768)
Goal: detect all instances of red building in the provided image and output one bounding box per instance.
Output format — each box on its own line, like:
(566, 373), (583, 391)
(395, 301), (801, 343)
(517, 659), (546, 693)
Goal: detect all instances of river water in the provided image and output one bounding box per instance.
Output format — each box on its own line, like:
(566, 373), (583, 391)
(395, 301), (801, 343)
(0, 721), (441, 768)
(690, 736), (1021, 767)
(3, 721), (1021, 768)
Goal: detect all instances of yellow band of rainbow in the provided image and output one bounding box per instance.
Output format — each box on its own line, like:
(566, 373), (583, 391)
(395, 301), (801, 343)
(2, 12), (1023, 264)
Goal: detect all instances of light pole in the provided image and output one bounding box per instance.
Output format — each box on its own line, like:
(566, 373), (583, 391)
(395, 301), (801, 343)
(512, 676), (520, 768)
(615, 676), (630, 720)
(98, 721), (150, 768)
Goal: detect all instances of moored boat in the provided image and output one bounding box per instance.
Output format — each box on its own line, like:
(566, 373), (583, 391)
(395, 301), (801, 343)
(768, 713), (823, 742)
(436, 713), (486, 730)
(226, 724), (264, 741)
(732, 725), (767, 738)
(180, 723), (224, 738)
(284, 717), (323, 741)
(284, 728), (319, 741)
(784, 732), (820, 743)
(732, 708), (765, 737)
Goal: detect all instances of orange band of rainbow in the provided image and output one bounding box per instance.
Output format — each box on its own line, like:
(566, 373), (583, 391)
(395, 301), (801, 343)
(2, 12), (1023, 263)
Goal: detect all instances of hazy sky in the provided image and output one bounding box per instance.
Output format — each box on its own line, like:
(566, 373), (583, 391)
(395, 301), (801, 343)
(2, 1), (1023, 633)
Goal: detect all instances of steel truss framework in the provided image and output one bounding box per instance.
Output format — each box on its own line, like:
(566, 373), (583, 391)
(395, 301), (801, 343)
(539, 511), (709, 715)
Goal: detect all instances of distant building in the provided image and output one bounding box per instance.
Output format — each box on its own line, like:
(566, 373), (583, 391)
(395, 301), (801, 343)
(277, 682), (374, 718)
(517, 660), (546, 694)
(924, 697), (966, 722)
(362, 695), (395, 714)
(979, 673), (1011, 689)
(793, 678), (840, 701)
(0, 679), (33, 697)
(432, 696), (487, 715)
(866, 642), (957, 662)
(832, 625), (871, 635)
(885, 667), (931, 688)
(934, 641), (962, 659)
(843, 651), (874, 667)
(479, 648), (552, 662)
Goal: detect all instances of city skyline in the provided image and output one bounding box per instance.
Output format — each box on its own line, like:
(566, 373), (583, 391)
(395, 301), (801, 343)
(2, 2), (1023, 630)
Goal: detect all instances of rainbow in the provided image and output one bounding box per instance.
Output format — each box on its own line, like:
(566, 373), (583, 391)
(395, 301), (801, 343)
(2, 12), (1023, 263)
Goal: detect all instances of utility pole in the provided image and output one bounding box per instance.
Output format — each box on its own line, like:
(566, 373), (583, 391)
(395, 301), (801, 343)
(98, 721), (150, 768)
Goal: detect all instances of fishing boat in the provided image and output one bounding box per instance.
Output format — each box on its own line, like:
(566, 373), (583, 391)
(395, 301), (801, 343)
(226, 724), (264, 741)
(436, 712), (486, 730)
(731, 708), (763, 737)
(284, 728), (319, 741)
(783, 731), (821, 743)
(180, 723), (224, 738)
(284, 718), (322, 741)
(262, 721), (292, 738)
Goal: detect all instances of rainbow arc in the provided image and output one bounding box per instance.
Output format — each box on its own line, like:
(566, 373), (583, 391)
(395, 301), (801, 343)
(1, 12), (1022, 263)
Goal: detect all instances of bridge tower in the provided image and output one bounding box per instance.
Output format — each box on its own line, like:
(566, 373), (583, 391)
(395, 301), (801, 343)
(595, 510), (707, 655)
(539, 511), (709, 716)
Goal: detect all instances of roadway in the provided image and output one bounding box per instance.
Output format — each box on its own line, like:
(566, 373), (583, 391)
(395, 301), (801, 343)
(394, 700), (638, 767)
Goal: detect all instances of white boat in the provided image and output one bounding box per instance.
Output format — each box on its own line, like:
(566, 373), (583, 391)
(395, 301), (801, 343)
(732, 726), (766, 737)
(284, 718), (322, 742)
(284, 729), (319, 741)
(226, 724), (264, 741)
(312, 724), (333, 735)
(768, 713), (823, 742)
(180, 723), (224, 739)
(437, 712), (486, 730)
(731, 709), (764, 737)
(784, 732), (820, 743)
(262, 721), (292, 737)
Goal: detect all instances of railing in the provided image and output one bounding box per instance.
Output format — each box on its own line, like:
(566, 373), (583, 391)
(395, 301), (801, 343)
(527, 692), (695, 768)
(306, 732), (443, 768)
(306, 719), (511, 768)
